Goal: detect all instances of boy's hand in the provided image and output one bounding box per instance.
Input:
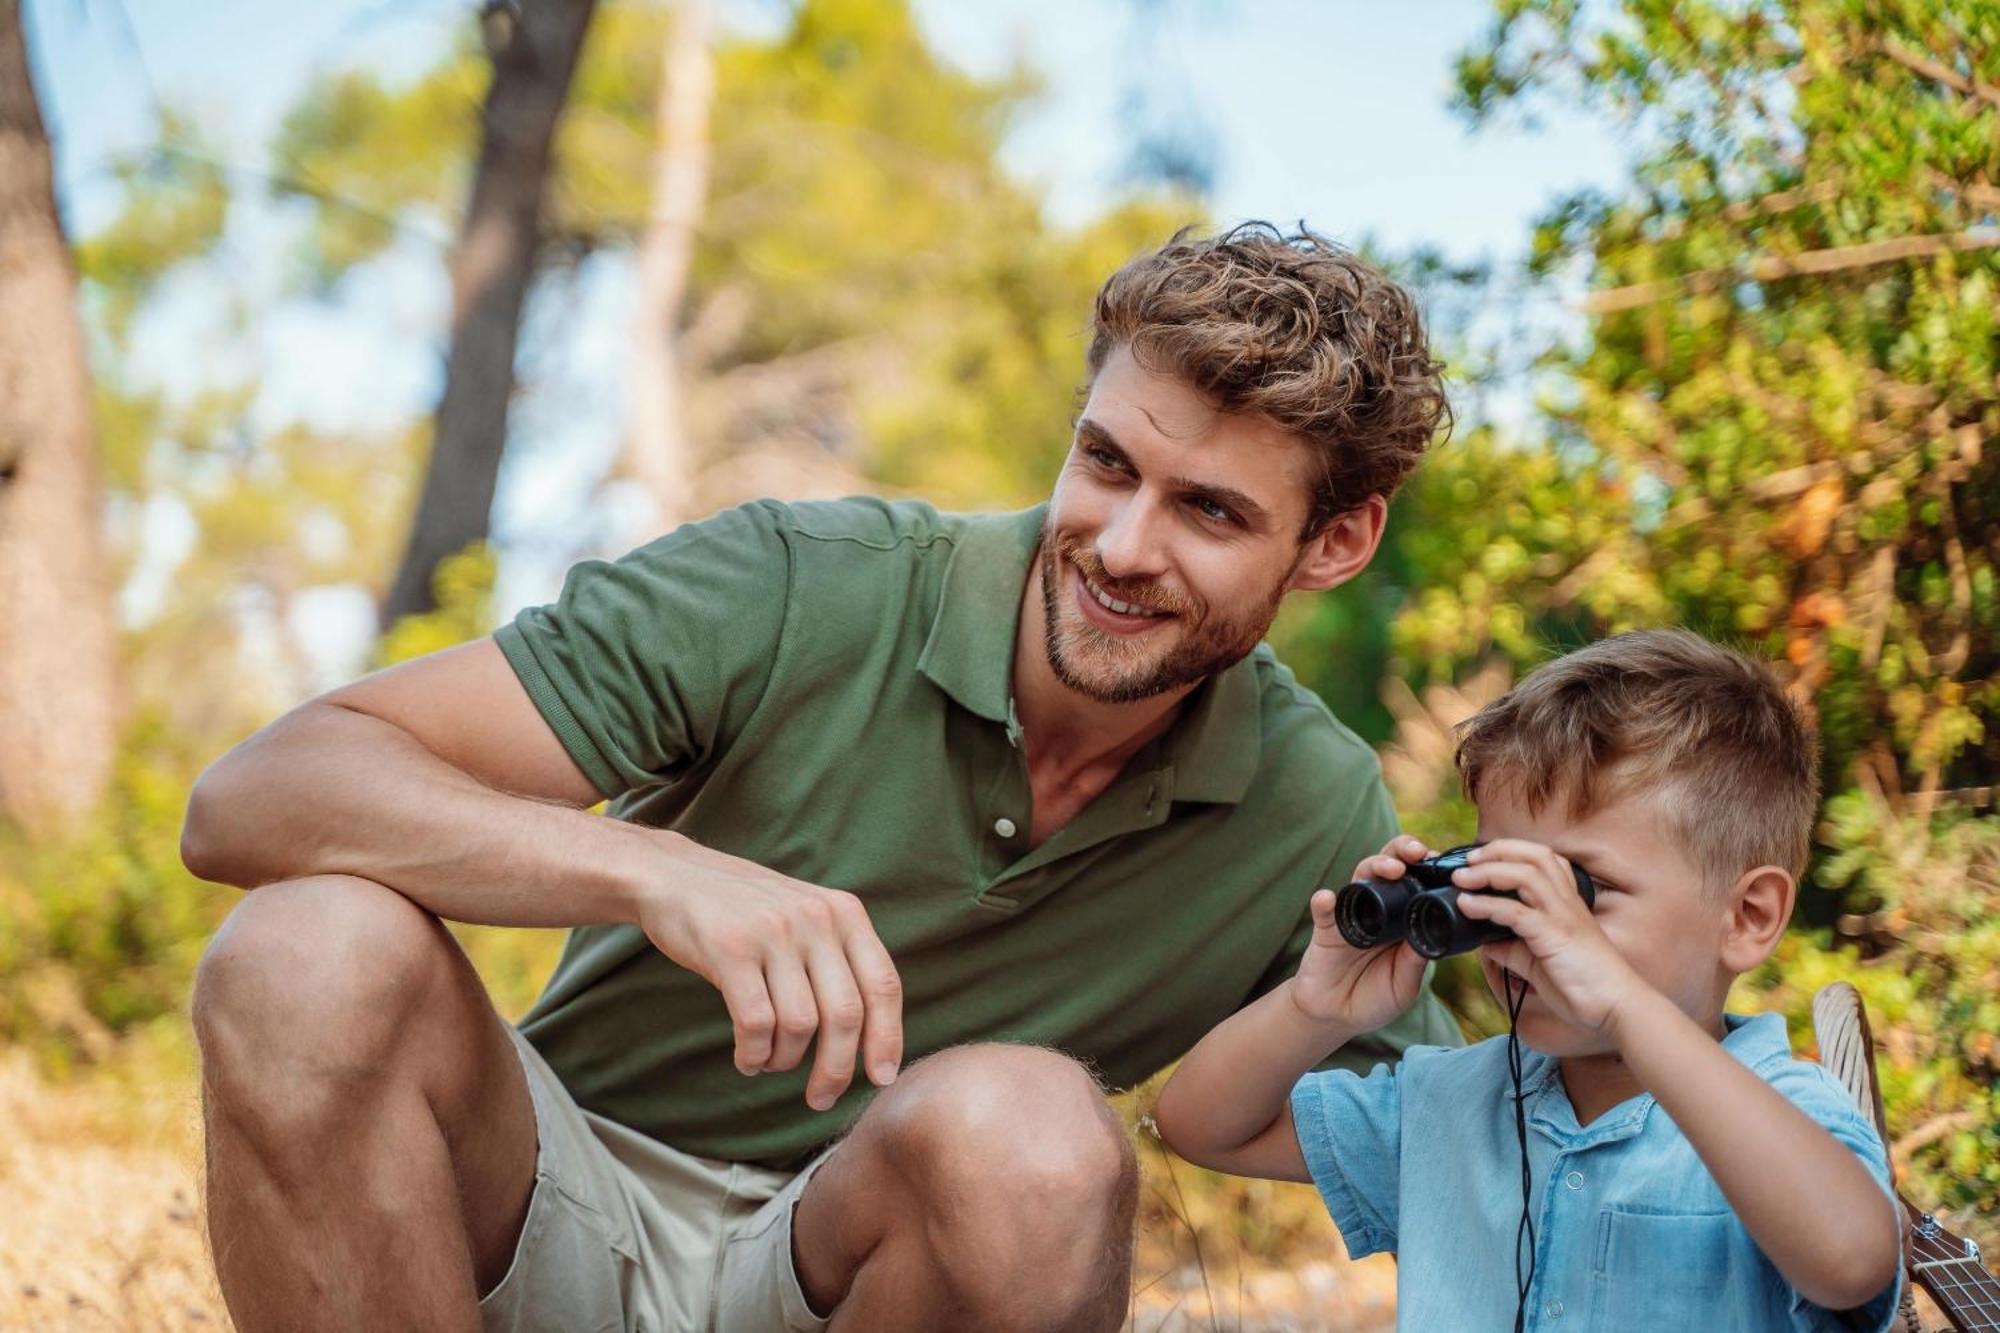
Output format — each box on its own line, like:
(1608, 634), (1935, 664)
(1291, 834), (1432, 1032)
(1447, 839), (1647, 1034)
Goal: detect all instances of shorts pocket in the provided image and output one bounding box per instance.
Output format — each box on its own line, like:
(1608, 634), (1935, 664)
(480, 1170), (629, 1333)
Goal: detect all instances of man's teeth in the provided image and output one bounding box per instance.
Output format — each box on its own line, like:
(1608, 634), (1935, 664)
(1087, 579), (1163, 617)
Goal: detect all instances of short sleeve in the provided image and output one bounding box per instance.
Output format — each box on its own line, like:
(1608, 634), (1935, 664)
(1289, 1061), (1402, 1258)
(1766, 1064), (1906, 1332)
(1246, 781), (1465, 1067)
(494, 501), (792, 799)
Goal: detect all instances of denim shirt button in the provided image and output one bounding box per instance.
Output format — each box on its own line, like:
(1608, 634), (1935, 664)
(1564, 1169), (1584, 1189)
(1545, 1298), (1566, 1318)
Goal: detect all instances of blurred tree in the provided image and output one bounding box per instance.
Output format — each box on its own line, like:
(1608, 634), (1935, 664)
(276, 0), (1201, 548)
(616, 0), (711, 541)
(378, 0), (598, 627)
(0, 0), (119, 837)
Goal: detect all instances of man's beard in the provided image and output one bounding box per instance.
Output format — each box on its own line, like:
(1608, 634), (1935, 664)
(1038, 530), (1289, 705)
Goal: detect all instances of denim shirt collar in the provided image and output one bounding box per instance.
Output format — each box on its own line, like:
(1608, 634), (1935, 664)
(1517, 1011), (1792, 1149)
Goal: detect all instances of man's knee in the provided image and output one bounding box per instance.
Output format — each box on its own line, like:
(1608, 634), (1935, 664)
(872, 1043), (1137, 1319)
(192, 875), (460, 1127)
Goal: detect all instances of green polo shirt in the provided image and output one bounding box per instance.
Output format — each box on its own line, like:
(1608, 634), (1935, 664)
(496, 496), (1461, 1166)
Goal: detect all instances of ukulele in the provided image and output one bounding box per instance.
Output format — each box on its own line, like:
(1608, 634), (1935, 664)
(1903, 1196), (2000, 1333)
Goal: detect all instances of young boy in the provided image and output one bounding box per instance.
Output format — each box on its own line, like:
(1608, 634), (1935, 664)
(1156, 629), (1905, 1331)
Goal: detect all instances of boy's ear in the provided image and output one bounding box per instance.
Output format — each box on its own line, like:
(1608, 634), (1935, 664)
(1289, 494), (1387, 593)
(1718, 865), (1795, 974)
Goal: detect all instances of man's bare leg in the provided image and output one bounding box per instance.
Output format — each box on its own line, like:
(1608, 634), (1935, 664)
(792, 1044), (1139, 1332)
(191, 875), (539, 1333)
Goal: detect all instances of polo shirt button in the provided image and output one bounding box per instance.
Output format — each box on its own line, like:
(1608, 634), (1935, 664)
(993, 817), (1018, 838)
(1545, 1298), (1565, 1319)
(1564, 1170), (1584, 1190)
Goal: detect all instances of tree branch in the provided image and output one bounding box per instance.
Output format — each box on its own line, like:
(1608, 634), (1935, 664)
(1876, 36), (2000, 112)
(1581, 227), (2000, 313)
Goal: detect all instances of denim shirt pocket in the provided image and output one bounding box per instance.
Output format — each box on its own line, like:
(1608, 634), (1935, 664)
(1590, 1206), (1743, 1332)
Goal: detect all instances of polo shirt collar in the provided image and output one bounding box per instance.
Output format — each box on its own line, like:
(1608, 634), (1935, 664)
(917, 505), (1045, 725)
(916, 502), (1264, 806)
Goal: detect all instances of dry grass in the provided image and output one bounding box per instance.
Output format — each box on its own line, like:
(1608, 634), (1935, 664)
(0, 1048), (227, 1332)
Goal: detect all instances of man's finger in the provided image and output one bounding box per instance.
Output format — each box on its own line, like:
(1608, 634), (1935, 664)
(802, 940), (864, 1111)
(838, 905), (904, 1089)
(714, 962), (776, 1075)
(761, 953), (819, 1074)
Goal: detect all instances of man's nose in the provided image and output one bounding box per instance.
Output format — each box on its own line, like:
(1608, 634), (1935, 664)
(1095, 496), (1168, 581)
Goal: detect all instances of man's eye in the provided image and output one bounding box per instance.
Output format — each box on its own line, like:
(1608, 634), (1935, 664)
(1086, 446), (1122, 470)
(1191, 496), (1235, 524)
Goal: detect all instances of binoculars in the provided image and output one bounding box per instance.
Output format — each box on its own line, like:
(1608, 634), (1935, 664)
(1332, 842), (1595, 960)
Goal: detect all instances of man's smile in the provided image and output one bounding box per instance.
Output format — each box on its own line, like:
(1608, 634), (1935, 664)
(1071, 565), (1175, 635)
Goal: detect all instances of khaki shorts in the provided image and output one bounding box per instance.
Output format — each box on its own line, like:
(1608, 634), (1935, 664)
(480, 1025), (834, 1333)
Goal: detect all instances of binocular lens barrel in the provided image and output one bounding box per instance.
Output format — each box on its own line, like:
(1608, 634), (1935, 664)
(1406, 887), (1513, 960)
(1328, 848), (1594, 961)
(1333, 876), (1421, 950)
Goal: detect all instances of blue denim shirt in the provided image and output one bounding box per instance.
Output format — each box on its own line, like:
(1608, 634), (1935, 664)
(1290, 1012), (1903, 1332)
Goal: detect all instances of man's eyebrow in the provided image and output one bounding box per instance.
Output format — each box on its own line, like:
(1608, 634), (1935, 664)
(1174, 475), (1270, 526)
(1075, 417), (1129, 459)
(1074, 418), (1273, 527)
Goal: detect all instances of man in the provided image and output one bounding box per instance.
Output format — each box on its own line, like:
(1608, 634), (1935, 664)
(182, 222), (1462, 1333)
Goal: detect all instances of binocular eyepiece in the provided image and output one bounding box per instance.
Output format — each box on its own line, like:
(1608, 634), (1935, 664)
(1332, 843), (1595, 960)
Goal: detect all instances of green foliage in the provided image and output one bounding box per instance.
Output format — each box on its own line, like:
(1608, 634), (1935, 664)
(377, 541), (499, 667)
(72, 111), (229, 342)
(1742, 795), (1999, 1240)
(270, 41), (485, 285)
(1434, 0), (1998, 800)
(0, 717), (223, 1077)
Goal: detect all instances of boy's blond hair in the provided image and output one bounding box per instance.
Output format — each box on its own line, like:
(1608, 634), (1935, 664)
(1454, 629), (1820, 888)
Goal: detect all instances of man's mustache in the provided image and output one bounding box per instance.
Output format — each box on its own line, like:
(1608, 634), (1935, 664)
(1051, 535), (1191, 617)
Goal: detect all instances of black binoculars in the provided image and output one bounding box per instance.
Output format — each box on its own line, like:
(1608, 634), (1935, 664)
(1332, 842), (1595, 960)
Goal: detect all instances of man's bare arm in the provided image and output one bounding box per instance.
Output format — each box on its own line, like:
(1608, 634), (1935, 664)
(180, 638), (905, 1107)
(182, 639), (632, 920)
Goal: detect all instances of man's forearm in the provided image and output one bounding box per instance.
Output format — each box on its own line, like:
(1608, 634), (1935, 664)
(183, 701), (657, 928)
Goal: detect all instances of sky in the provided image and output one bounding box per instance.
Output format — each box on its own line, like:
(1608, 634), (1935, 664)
(35, 0), (1628, 256)
(23, 0), (1632, 687)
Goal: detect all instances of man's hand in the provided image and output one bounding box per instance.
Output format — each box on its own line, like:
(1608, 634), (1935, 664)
(633, 832), (903, 1111)
(1446, 838), (1645, 1034)
(1290, 834), (1432, 1033)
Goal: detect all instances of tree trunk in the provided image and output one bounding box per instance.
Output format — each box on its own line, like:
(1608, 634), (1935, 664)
(0, 0), (120, 836)
(381, 0), (598, 628)
(619, 0), (713, 543)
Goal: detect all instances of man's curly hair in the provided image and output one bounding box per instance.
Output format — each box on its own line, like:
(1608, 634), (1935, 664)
(1086, 221), (1451, 536)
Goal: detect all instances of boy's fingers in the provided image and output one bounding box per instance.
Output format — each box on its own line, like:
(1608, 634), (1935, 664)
(1394, 835), (1430, 863)
(1454, 890), (1526, 929)
(1453, 858), (1562, 909)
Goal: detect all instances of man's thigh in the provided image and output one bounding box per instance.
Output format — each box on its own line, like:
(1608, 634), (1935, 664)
(478, 1024), (826, 1333)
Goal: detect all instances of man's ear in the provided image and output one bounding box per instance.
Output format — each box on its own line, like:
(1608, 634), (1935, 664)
(1290, 494), (1387, 593)
(1718, 865), (1795, 974)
